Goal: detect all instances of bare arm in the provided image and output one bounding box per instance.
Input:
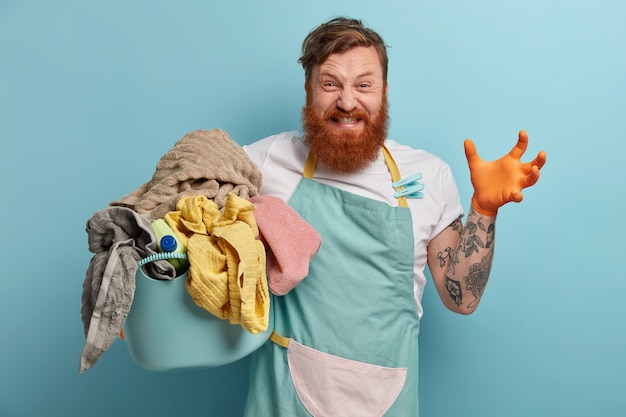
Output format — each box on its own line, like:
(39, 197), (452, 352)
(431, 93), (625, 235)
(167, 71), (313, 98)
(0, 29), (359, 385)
(427, 130), (546, 314)
(427, 207), (495, 314)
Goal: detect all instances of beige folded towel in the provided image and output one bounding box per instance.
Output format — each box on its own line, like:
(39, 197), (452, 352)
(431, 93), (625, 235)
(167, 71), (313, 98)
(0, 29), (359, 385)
(110, 129), (262, 220)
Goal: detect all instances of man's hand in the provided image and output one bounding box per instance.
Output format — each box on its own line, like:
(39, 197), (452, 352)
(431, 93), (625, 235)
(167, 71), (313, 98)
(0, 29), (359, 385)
(464, 130), (547, 216)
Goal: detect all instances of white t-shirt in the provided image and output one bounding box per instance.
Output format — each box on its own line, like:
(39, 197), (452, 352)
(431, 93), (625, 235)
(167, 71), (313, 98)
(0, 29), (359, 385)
(244, 131), (464, 317)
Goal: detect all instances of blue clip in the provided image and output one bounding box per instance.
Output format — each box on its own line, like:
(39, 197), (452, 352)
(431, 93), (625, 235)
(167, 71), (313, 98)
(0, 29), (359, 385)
(393, 172), (425, 199)
(392, 172), (423, 188)
(394, 183), (425, 199)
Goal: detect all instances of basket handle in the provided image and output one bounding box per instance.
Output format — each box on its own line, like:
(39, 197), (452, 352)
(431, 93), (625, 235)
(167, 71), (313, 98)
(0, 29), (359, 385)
(138, 252), (188, 267)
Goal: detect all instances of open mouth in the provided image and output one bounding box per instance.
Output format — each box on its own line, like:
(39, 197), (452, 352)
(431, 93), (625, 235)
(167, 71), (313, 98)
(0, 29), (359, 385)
(331, 117), (361, 126)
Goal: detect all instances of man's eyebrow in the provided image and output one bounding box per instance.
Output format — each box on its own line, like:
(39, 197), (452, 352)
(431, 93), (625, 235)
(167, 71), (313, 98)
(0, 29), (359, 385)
(318, 69), (376, 79)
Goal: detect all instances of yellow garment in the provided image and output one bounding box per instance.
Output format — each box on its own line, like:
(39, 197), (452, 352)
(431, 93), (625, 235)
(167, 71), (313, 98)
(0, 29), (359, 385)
(164, 193), (269, 334)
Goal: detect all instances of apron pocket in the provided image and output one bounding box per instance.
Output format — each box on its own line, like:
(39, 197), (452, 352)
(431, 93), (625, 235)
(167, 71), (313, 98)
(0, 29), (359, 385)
(287, 339), (407, 417)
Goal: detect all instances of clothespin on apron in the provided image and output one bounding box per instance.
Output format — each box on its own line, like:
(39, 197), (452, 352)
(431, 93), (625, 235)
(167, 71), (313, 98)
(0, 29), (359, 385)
(392, 172), (425, 199)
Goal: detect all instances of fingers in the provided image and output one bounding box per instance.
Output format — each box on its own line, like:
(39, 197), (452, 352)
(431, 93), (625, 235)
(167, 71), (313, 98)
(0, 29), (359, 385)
(509, 130), (529, 160)
(467, 131), (546, 175)
(521, 164), (541, 188)
(464, 139), (480, 164)
(510, 189), (523, 203)
(533, 150), (547, 170)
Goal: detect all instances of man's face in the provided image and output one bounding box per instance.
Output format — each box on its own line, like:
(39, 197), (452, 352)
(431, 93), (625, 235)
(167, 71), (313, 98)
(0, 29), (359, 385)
(302, 46), (389, 173)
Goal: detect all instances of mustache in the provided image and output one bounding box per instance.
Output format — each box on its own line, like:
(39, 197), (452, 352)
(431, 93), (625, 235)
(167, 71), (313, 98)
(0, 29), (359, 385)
(324, 108), (370, 123)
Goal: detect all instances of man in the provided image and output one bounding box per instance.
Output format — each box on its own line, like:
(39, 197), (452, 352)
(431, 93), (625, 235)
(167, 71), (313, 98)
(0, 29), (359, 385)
(243, 17), (546, 416)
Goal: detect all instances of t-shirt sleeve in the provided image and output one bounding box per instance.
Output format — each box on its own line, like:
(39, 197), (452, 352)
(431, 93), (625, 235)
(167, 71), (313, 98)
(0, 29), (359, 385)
(431, 164), (464, 239)
(242, 132), (304, 201)
(243, 137), (273, 170)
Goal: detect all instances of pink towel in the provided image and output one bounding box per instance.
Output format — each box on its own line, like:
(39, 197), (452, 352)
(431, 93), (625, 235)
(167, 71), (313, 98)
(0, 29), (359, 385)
(250, 195), (321, 295)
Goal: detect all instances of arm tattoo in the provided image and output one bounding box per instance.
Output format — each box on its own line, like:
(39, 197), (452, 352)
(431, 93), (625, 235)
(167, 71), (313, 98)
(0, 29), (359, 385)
(459, 216), (495, 257)
(437, 216), (463, 271)
(463, 250), (494, 309)
(443, 211), (495, 309)
(449, 216), (463, 234)
(437, 247), (453, 268)
(445, 276), (463, 306)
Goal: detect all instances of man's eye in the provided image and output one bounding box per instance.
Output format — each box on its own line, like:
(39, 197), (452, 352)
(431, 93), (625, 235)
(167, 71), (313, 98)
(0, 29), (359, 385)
(359, 83), (370, 89)
(324, 82), (336, 88)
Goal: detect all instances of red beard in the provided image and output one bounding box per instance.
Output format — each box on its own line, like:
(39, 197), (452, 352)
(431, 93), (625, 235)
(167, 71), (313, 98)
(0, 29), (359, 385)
(302, 95), (389, 174)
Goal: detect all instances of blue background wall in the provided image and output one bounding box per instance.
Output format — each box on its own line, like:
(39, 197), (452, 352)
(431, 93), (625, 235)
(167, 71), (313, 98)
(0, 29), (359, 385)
(1, 0), (624, 416)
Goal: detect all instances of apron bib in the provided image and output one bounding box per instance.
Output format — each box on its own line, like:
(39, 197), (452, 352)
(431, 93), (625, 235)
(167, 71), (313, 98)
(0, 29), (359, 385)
(245, 146), (420, 417)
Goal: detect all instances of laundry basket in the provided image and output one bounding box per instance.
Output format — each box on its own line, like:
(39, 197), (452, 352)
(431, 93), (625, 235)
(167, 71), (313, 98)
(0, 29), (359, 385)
(123, 254), (273, 371)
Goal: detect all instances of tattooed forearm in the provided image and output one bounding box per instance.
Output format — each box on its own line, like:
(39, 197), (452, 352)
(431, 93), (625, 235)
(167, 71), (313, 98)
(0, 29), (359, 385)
(441, 209), (496, 310)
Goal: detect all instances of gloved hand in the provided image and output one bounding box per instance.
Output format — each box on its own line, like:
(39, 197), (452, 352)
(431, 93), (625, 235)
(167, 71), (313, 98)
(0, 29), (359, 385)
(464, 130), (546, 216)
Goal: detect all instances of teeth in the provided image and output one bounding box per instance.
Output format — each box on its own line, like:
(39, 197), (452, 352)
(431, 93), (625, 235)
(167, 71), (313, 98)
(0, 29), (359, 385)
(337, 118), (357, 124)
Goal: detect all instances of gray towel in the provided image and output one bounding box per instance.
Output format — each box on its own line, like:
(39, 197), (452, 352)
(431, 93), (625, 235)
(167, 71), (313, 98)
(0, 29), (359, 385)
(110, 129), (263, 220)
(79, 206), (175, 373)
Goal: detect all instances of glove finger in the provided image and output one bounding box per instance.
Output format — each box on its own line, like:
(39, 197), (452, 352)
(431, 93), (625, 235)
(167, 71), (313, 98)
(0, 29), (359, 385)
(532, 150), (547, 170)
(464, 139), (480, 163)
(510, 189), (524, 203)
(509, 130), (529, 160)
(521, 165), (541, 188)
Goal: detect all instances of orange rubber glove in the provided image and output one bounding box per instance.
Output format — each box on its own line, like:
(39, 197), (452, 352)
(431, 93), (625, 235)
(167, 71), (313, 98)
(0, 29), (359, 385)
(464, 130), (547, 216)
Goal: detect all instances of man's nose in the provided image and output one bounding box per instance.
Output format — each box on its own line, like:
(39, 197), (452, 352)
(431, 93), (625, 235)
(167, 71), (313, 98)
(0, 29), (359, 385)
(337, 88), (357, 112)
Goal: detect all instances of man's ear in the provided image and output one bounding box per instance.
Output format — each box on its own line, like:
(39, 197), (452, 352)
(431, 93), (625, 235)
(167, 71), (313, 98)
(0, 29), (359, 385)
(304, 82), (314, 99)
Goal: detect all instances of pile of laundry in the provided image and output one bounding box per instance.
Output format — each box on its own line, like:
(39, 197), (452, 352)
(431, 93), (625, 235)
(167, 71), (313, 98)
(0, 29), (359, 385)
(79, 129), (321, 373)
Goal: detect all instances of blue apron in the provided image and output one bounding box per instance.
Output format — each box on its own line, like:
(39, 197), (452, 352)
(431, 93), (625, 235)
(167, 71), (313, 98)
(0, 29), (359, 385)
(245, 146), (420, 416)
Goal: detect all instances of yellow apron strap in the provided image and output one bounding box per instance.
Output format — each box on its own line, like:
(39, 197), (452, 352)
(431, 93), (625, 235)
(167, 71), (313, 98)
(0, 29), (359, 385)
(270, 330), (290, 348)
(303, 150), (317, 179)
(303, 145), (408, 207)
(382, 144), (409, 208)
